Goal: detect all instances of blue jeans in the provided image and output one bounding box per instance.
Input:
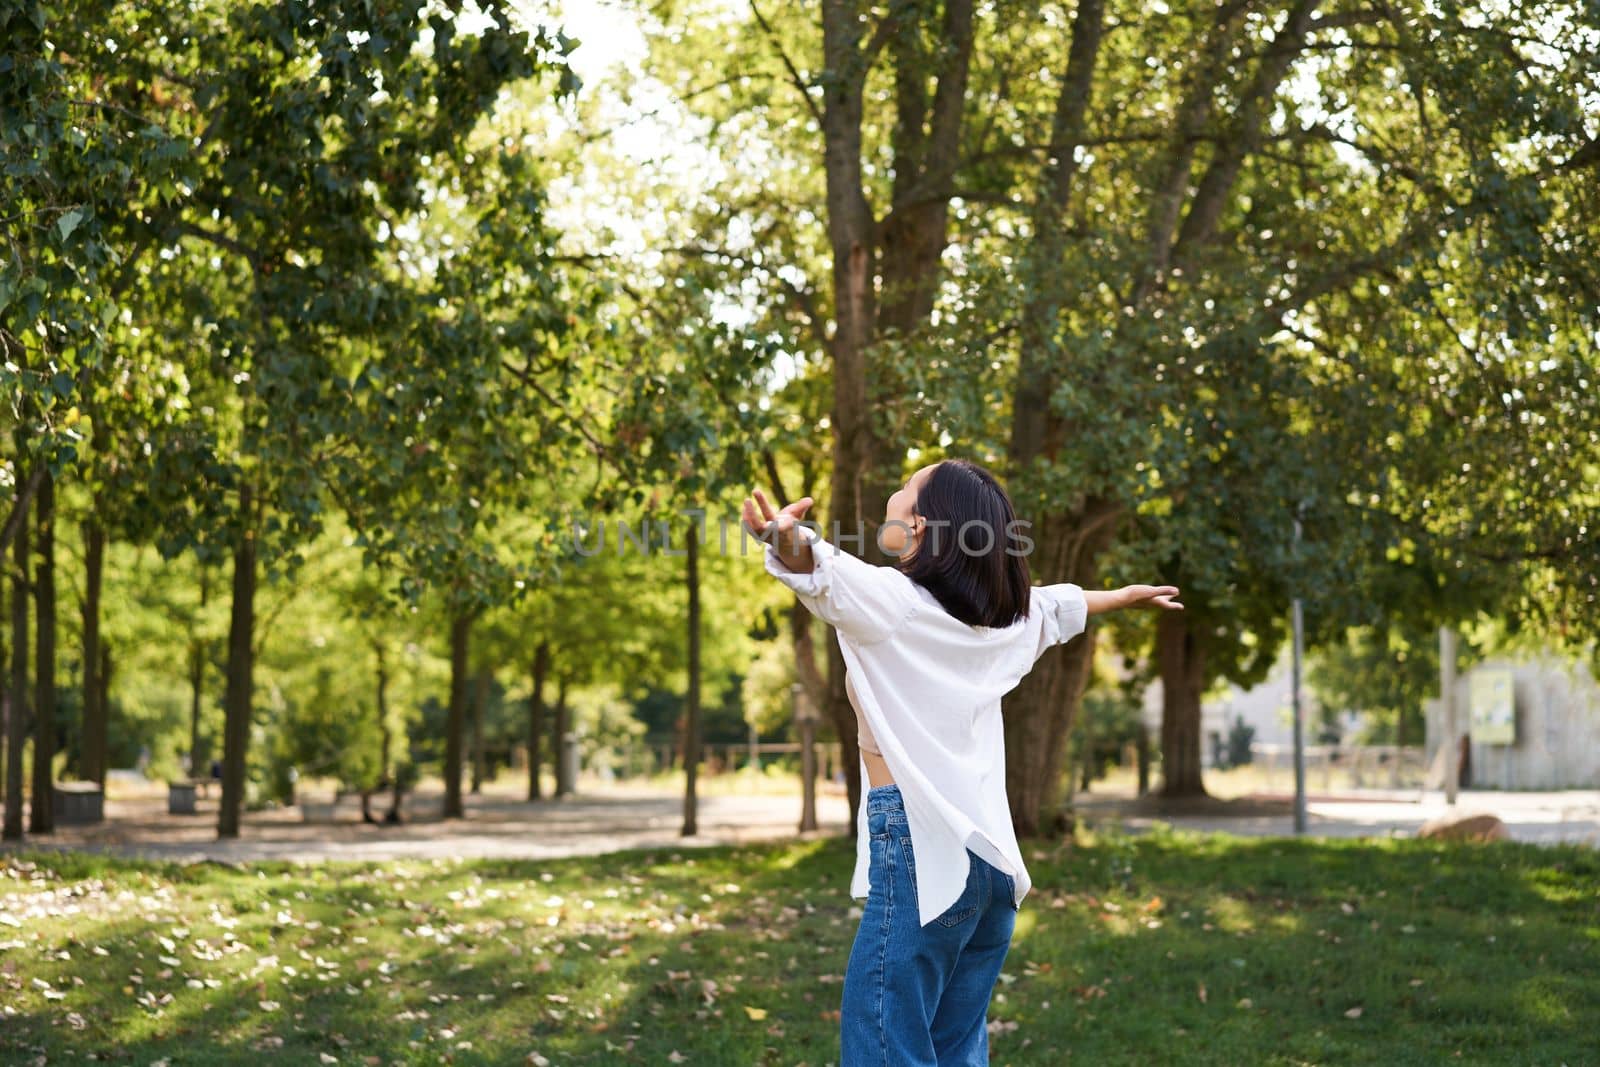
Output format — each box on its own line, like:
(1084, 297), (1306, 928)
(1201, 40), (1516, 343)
(840, 784), (1018, 1066)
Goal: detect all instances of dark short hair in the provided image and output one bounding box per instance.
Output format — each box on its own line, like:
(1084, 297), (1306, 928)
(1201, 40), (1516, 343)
(894, 458), (1032, 628)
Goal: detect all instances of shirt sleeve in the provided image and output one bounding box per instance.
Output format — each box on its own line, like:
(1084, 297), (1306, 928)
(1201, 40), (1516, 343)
(1026, 582), (1089, 664)
(763, 525), (920, 645)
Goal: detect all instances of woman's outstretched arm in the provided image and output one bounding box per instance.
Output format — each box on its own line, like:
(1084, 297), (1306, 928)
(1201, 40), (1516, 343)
(1083, 585), (1183, 616)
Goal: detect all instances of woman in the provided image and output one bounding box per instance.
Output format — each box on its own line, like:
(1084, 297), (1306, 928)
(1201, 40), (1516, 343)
(743, 458), (1181, 1066)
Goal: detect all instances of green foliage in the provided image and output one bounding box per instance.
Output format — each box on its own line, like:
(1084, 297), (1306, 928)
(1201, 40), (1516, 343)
(1309, 623), (1452, 745)
(1225, 714), (1256, 769)
(0, 0), (190, 478)
(5, 0), (1597, 817)
(1074, 685), (1146, 785)
(631, 0), (1600, 677)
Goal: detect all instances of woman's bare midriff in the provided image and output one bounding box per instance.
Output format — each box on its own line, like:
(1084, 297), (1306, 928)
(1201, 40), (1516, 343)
(864, 749), (895, 788)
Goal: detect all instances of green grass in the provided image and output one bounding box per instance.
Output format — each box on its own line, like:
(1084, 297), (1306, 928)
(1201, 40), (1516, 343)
(2, 826), (1596, 1065)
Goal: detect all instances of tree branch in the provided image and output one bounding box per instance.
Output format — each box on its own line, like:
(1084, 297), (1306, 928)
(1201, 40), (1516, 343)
(750, 1), (825, 129)
(1038, 0), (1106, 216)
(168, 217), (265, 272)
(1174, 0), (1324, 257)
(0, 463), (48, 557)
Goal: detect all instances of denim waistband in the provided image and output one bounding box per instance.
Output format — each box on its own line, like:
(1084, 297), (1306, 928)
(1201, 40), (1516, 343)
(865, 783), (904, 814)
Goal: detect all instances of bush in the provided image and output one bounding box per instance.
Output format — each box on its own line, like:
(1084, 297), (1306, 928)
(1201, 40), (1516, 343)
(1225, 714), (1256, 768)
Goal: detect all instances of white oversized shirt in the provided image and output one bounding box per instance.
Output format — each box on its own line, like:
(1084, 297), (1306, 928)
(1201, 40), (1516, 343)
(763, 525), (1089, 928)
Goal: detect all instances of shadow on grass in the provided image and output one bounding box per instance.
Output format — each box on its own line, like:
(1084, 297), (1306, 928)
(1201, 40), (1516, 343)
(2, 828), (1596, 1065)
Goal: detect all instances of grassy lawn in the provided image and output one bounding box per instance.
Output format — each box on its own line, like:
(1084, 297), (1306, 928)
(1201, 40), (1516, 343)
(2, 826), (1595, 1066)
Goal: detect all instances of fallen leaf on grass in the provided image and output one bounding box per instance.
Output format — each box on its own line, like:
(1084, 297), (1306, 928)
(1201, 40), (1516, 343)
(1344, 1006), (1363, 1019)
(743, 1005), (768, 1021)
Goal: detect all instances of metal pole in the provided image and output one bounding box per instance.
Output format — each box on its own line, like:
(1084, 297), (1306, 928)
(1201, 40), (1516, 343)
(1440, 626), (1458, 806)
(1291, 515), (1307, 834)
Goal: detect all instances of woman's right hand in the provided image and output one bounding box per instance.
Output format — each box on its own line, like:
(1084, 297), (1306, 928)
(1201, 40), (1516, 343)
(742, 489), (814, 554)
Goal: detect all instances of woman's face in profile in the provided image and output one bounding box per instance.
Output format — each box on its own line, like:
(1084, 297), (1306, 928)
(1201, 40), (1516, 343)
(882, 462), (938, 559)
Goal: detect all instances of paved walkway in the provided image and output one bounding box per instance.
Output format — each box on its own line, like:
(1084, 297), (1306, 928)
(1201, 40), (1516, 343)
(1073, 786), (1600, 847)
(2, 781), (1595, 865)
(0, 783), (856, 864)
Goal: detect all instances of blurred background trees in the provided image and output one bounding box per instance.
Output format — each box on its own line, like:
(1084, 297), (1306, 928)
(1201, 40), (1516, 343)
(3, 0), (1595, 842)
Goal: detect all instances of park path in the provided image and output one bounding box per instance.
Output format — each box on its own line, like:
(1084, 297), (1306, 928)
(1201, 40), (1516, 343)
(0, 781), (856, 864)
(2, 780), (1595, 865)
(1073, 786), (1600, 847)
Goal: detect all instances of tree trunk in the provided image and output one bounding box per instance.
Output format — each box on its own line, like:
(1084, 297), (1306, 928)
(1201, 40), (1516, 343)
(553, 677), (572, 796)
(996, 0), (1121, 838)
(444, 610), (471, 818)
(189, 565), (210, 778)
(99, 643), (112, 759)
(1157, 609), (1209, 797)
(1078, 702), (1094, 791)
(365, 642), (390, 824)
(820, 1), (884, 840)
(0, 564), (6, 805)
(470, 667), (488, 795)
(30, 470), (55, 834)
(528, 640), (548, 800)
(0, 463), (46, 558)
(217, 483), (258, 838)
(4, 493), (28, 841)
(1002, 508), (1115, 836)
(80, 510), (105, 784)
(385, 691), (405, 825)
(1137, 722), (1151, 796)
(682, 516), (701, 836)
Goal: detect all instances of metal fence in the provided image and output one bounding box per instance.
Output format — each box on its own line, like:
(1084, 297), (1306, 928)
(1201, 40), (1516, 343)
(1243, 743), (1429, 791)
(593, 741), (846, 780)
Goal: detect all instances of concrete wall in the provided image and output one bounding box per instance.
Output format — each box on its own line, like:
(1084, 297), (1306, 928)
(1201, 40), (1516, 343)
(1425, 654), (1600, 790)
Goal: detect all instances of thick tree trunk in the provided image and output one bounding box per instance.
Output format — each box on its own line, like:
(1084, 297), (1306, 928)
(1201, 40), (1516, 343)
(528, 640), (548, 800)
(682, 520), (701, 836)
(29, 471), (55, 834)
(218, 483), (258, 838)
(998, 0), (1119, 839)
(444, 611), (471, 818)
(80, 510), (105, 784)
(819, 7), (883, 839)
(1004, 628), (1099, 836)
(1157, 609), (1209, 797)
(1002, 503), (1121, 835)
(470, 667), (488, 794)
(4, 495), (28, 841)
